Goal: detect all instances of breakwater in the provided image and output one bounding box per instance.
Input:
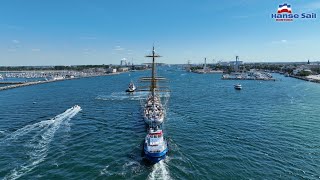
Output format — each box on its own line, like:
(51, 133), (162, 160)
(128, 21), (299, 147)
(0, 82), (25, 84)
(0, 73), (120, 91)
(291, 75), (320, 83)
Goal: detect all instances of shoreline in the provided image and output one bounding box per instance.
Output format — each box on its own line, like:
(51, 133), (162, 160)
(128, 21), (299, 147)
(0, 73), (121, 91)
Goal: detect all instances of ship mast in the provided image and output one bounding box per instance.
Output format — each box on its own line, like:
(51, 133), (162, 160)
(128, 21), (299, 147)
(145, 46), (161, 98)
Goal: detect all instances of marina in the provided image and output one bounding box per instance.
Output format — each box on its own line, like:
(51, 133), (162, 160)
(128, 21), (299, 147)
(222, 71), (276, 81)
(0, 71), (121, 91)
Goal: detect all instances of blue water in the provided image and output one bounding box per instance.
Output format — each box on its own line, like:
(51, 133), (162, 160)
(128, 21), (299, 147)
(0, 70), (320, 179)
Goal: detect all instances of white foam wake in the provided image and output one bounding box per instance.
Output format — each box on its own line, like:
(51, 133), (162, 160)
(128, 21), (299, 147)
(147, 160), (171, 180)
(3, 105), (82, 180)
(96, 92), (149, 101)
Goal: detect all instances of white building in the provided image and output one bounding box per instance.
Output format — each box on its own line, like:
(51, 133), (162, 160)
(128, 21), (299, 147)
(118, 67), (129, 72)
(106, 68), (117, 73)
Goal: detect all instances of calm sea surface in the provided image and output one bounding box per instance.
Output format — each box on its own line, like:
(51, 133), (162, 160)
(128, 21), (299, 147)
(1, 69), (320, 179)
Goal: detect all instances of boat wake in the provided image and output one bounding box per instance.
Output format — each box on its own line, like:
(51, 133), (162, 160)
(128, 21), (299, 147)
(96, 92), (148, 101)
(2, 105), (82, 180)
(147, 159), (171, 180)
(96, 92), (170, 102)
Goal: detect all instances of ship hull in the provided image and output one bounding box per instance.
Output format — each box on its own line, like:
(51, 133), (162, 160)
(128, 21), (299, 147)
(126, 89), (135, 92)
(144, 116), (164, 127)
(144, 147), (168, 163)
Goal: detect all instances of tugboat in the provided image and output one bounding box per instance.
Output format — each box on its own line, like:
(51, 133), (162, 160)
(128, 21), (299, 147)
(144, 127), (168, 163)
(126, 81), (136, 93)
(234, 84), (242, 90)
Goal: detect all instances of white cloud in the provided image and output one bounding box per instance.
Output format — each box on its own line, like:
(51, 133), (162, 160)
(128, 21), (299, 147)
(114, 46), (125, 51)
(7, 48), (17, 52)
(3, 24), (23, 30)
(12, 40), (20, 44)
(8, 40), (21, 51)
(82, 48), (96, 55)
(31, 48), (41, 52)
(80, 36), (97, 40)
(300, 1), (320, 13)
(127, 49), (134, 55)
(271, 39), (288, 44)
(232, 15), (249, 19)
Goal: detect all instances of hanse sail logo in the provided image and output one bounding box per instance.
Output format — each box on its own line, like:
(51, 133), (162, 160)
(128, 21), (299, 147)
(271, 3), (317, 22)
(277, 3), (292, 14)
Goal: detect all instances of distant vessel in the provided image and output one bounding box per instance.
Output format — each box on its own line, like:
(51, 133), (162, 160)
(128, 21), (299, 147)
(284, 73), (290, 77)
(126, 81), (136, 93)
(53, 76), (64, 80)
(144, 127), (168, 163)
(234, 84), (242, 90)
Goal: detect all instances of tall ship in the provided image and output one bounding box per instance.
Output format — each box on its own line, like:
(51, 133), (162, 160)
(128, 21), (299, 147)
(139, 46), (169, 127)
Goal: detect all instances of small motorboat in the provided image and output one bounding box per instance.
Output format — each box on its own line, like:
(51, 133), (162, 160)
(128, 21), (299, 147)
(126, 81), (136, 92)
(234, 84), (242, 90)
(144, 128), (168, 163)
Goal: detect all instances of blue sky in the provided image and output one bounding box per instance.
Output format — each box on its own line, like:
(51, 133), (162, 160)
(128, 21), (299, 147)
(0, 0), (320, 65)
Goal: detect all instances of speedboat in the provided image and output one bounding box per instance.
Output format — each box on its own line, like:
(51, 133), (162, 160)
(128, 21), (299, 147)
(144, 128), (168, 163)
(234, 84), (242, 90)
(144, 95), (165, 127)
(126, 81), (136, 92)
(72, 105), (80, 109)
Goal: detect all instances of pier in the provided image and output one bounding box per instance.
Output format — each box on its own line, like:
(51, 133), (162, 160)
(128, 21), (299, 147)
(0, 82), (25, 84)
(222, 77), (276, 81)
(0, 79), (69, 91)
(289, 74), (320, 83)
